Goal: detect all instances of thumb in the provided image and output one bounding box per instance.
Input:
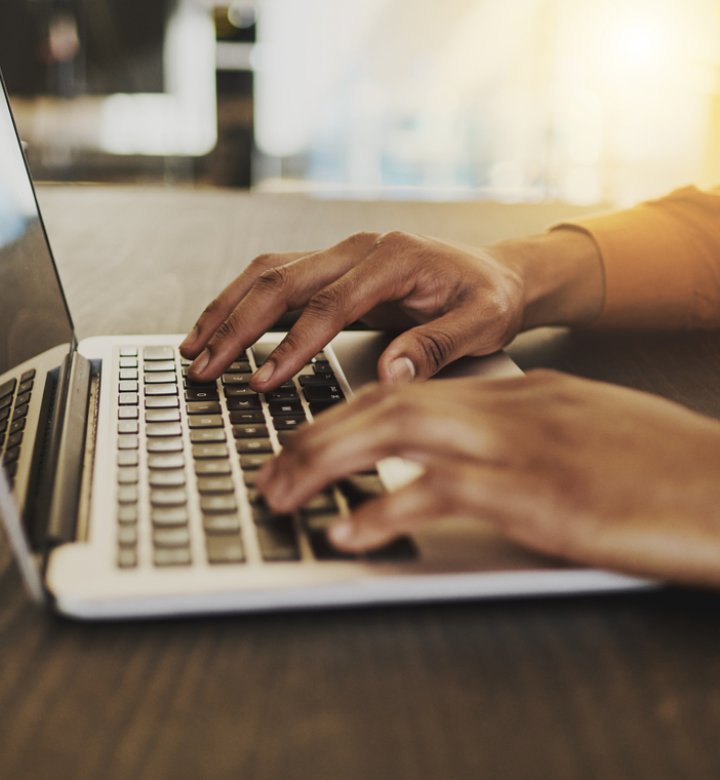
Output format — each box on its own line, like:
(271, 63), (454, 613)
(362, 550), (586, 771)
(377, 313), (476, 383)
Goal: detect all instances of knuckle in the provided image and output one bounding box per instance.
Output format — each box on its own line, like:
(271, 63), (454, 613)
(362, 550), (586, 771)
(414, 329), (455, 373)
(344, 231), (379, 249)
(305, 286), (347, 323)
(208, 314), (241, 348)
(249, 253), (276, 273)
(200, 298), (221, 318)
(374, 230), (411, 252)
(254, 265), (291, 296)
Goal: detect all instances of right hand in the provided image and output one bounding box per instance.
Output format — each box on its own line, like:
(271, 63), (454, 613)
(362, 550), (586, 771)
(180, 229), (602, 390)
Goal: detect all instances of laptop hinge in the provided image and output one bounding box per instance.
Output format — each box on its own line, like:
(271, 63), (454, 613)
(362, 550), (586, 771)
(25, 351), (92, 550)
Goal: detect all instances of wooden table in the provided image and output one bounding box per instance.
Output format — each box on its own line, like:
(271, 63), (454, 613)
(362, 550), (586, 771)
(2, 186), (719, 780)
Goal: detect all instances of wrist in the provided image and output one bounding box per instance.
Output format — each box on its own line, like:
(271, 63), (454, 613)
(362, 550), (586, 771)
(494, 228), (605, 330)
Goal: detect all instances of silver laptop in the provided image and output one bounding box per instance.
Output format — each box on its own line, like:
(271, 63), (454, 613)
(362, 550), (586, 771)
(0, 74), (648, 619)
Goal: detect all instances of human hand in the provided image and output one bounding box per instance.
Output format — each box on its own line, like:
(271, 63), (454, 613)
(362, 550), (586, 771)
(180, 229), (602, 390)
(255, 370), (720, 587)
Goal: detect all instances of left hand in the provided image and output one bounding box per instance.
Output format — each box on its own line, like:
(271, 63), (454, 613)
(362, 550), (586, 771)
(255, 370), (720, 587)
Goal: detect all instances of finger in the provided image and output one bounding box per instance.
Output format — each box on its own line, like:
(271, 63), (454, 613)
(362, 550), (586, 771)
(258, 383), (504, 512)
(180, 251), (307, 359)
(188, 233), (379, 382)
(249, 236), (425, 390)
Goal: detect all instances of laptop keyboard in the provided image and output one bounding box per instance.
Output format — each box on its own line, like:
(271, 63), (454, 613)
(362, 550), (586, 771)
(0, 369), (36, 490)
(115, 346), (417, 569)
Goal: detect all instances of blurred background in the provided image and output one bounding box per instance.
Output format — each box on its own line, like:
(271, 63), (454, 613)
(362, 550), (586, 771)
(0, 0), (718, 207)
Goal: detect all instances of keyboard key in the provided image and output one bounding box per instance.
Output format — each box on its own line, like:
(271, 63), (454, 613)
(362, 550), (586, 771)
(190, 429), (226, 444)
(150, 489), (187, 507)
(119, 369), (138, 381)
(119, 348), (138, 357)
(192, 443), (228, 459)
(256, 517), (300, 562)
(117, 449), (139, 467)
(300, 491), (339, 515)
(118, 526), (138, 547)
(203, 514), (241, 534)
(147, 453), (185, 470)
(118, 505), (139, 525)
(227, 360), (252, 373)
(265, 389), (299, 403)
(308, 401), (342, 416)
(186, 400), (221, 415)
(20, 368), (36, 383)
(0, 405), (10, 422)
(223, 386), (259, 398)
(11, 403), (29, 420)
(302, 386), (344, 402)
(365, 537), (418, 562)
(187, 414), (224, 429)
(185, 387), (219, 402)
(272, 416), (306, 431)
(117, 548), (138, 568)
(118, 421), (139, 434)
(242, 471), (260, 487)
(194, 460), (232, 476)
(143, 360), (175, 372)
(118, 380), (139, 393)
(119, 357), (138, 369)
(225, 396), (261, 411)
(305, 519), (356, 561)
(146, 422), (183, 437)
(118, 393), (139, 406)
(3, 445), (20, 465)
(144, 372), (177, 385)
(117, 485), (139, 504)
(338, 474), (385, 508)
(152, 507), (189, 527)
(145, 384), (178, 397)
(0, 394), (12, 411)
(146, 438), (183, 453)
(149, 470), (186, 488)
(143, 346), (175, 361)
(117, 468), (139, 485)
(206, 536), (245, 564)
(228, 410), (265, 425)
(268, 400), (303, 416)
(299, 374), (339, 387)
(200, 495), (237, 514)
(235, 438), (273, 454)
(232, 424), (268, 439)
(9, 418), (25, 435)
(144, 396), (180, 409)
(6, 431), (23, 450)
(18, 379), (33, 394)
(118, 407), (139, 420)
(154, 548), (192, 567)
(222, 373), (252, 385)
(153, 528), (191, 548)
(145, 409), (181, 423)
(196, 476), (235, 494)
(239, 453), (272, 470)
(117, 435), (139, 450)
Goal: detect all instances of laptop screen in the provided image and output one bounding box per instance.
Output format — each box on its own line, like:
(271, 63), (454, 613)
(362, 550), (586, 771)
(0, 76), (74, 376)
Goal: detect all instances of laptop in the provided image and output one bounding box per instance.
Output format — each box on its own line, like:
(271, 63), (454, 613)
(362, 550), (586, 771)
(0, 74), (648, 619)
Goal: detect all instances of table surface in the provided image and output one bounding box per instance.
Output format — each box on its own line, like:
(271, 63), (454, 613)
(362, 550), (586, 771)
(2, 186), (720, 780)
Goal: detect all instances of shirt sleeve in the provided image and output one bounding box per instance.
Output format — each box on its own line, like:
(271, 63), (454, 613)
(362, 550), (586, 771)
(554, 186), (720, 329)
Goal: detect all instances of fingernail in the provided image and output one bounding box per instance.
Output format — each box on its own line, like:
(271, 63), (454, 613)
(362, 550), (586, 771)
(388, 356), (416, 384)
(190, 349), (210, 375)
(329, 520), (355, 545)
(252, 359), (275, 385)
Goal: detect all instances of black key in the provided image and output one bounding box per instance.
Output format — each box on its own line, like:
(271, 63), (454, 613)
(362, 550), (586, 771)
(145, 409), (181, 423)
(185, 387), (219, 402)
(18, 379), (34, 394)
(187, 414), (223, 429)
(144, 372), (177, 385)
(0, 405), (10, 422)
(309, 401), (342, 416)
(117, 450), (139, 466)
(265, 389), (299, 402)
(268, 400), (303, 416)
(147, 422), (183, 437)
(194, 460), (231, 476)
(0, 378), (16, 400)
(192, 443), (228, 459)
(302, 386), (344, 403)
(227, 360), (252, 373)
(235, 438), (273, 454)
(0, 395), (12, 412)
(145, 396), (179, 409)
(152, 507), (189, 527)
(203, 514), (241, 534)
(145, 384), (178, 397)
(228, 410), (265, 424)
(190, 429), (226, 444)
(146, 438), (183, 453)
(255, 515), (300, 562)
(9, 418), (26, 435)
(226, 396), (262, 411)
(232, 424), (268, 439)
(147, 453), (185, 470)
(149, 470), (186, 488)
(244, 487), (264, 505)
(239, 453), (272, 470)
(242, 471), (260, 487)
(4, 460), (18, 479)
(14, 391), (31, 408)
(201, 495), (237, 514)
(118, 407), (139, 420)
(222, 373), (252, 385)
(197, 476), (235, 494)
(153, 528), (191, 548)
(11, 403), (29, 421)
(365, 537), (418, 562)
(338, 474), (385, 509)
(154, 548), (192, 567)
(272, 415), (306, 431)
(207, 536), (245, 564)
(143, 360), (175, 372)
(20, 369), (36, 383)
(299, 374), (338, 387)
(311, 357), (331, 370)
(305, 517), (356, 561)
(143, 346), (175, 361)
(300, 491), (339, 515)
(3, 446), (20, 465)
(184, 379), (216, 391)
(0, 419), (8, 438)
(223, 385), (259, 398)
(186, 400), (221, 415)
